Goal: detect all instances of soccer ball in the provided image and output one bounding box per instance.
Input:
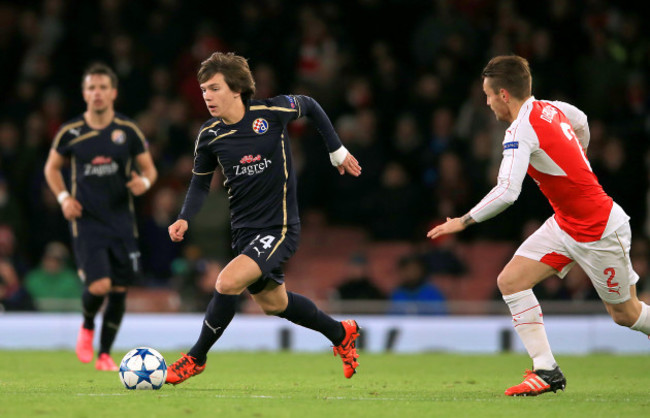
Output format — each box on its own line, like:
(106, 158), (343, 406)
(119, 347), (167, 390)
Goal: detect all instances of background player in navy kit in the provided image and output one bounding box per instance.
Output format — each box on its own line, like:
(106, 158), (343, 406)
(44, 63), (158, 371)
(165, 52), (362, 384)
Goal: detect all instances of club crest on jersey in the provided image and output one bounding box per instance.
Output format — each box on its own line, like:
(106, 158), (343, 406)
(111, 129), (126, 144)
(240, 154), (262, 164)
(252, 118), (268, 134)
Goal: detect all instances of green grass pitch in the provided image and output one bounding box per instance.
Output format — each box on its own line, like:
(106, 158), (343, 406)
(0, 351), (648, 417)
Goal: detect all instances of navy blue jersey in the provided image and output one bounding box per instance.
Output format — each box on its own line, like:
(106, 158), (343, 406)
(188, 95), (339, 229)
(52, 112), (148, 238)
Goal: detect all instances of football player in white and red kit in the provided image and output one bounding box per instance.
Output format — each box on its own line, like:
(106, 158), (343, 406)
(427, 55), (649, 396)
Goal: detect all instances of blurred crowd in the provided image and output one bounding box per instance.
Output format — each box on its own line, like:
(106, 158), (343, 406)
(1, 0), (649, 311)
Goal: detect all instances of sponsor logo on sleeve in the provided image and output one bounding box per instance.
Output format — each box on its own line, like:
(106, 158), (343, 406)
(503, 141), (519, 150)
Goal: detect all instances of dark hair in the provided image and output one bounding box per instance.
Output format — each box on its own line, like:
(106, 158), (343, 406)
(481, 55), (531, 100)
(81, 62), (118, 89)
(197, 52), (256, 102)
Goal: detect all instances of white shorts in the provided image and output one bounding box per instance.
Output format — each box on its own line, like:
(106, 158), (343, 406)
(515, 216), (639, 304)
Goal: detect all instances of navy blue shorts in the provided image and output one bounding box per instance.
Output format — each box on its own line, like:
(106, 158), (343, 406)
(231, 223), (300, 294)
(73, 234), (141, 287)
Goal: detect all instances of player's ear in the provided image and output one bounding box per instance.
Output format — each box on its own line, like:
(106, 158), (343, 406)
(500, 89), (509, 102)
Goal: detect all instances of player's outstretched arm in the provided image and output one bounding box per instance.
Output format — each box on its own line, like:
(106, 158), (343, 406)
(427, 214), (476, 240)
(169, 172), (212, 242)
(292, 95), (361, 177)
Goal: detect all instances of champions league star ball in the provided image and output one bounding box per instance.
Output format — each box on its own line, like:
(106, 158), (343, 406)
(119, 347), (167, 390)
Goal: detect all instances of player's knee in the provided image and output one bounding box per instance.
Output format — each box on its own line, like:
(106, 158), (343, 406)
(215, 273), (241, 295)
(88, 279), (111, 296)
(496, 271), (517, 295)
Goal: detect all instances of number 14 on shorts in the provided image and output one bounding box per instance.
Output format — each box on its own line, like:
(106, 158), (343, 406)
(249, 234), (276, 257)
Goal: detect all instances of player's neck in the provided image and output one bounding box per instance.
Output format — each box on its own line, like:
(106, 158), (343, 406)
(221, 101), (246, 125)
(506, 99), (526, 124)
(84, 108), (115, 130)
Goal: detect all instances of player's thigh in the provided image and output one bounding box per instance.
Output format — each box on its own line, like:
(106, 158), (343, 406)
(74, 238), (112, 294)
(250, 282), (288, 315)
(216, 254), (263, 294)
(498, 255), (558, 295)
(233, 224), (300, 295)
(571, 223), (639, 305)
(502, 217), (573, 294)
(108, 238), (141, 287)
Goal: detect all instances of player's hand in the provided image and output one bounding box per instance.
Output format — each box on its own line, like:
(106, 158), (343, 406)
(426, 217), (466, 240)
(126, 171), (150, 196)
(337, 153), (362, 176)
(168, 219), (188, 242)
(61, 197), (83, 221)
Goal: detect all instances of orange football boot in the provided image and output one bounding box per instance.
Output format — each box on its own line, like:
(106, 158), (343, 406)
(75, 326), (94, 363)
(95, 353), (118, 371)
(505, 367), (566, 396)
(332, 319), (360, 378)
(165, 353), (206, 385)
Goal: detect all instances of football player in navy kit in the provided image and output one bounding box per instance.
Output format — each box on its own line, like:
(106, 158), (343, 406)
(44, 63), (157, 371)
(165, 52), (362, 384)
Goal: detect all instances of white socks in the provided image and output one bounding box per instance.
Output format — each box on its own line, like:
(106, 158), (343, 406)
(503, 289), (557, 371)
(631, 302), (650, 335)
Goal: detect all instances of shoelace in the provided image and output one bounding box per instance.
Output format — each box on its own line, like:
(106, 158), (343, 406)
(334, 339), (359, 361)
(171, 355), (193, 376)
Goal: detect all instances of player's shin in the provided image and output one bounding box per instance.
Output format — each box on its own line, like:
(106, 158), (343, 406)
(187, 290), (238, 365)
(81, 289), (104, 329)
(503, 289), (557, 370)
(99, 291), (126, 354)
(277, 291), (345, 345)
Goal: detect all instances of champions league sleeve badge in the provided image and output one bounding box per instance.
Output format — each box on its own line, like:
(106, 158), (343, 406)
(252, 118), (269, 134)
(111, 129), (126, 144)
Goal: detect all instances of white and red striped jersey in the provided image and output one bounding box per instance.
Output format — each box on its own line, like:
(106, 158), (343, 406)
(470, 97), (628, 242)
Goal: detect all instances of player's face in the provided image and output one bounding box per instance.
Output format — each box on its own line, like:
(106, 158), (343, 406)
(200, 73), (241, 119)
(82, 74), (117, 113)
(482, 78), (510, 122)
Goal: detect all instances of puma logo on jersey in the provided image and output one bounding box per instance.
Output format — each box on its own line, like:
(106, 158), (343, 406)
(208, 129), (220, 136)
(253, 247), (265, 257)
(69, 128), (81, 137)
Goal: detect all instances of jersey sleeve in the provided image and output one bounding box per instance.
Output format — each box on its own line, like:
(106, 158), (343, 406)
(547, 100), (590, 151)
(289, 95), (343, 152)
(469, 129), (534, 223)
(114, 116), (148, 156)
(265, 95), (301, 125)
(193, 145), (219, 175)
(51, 127), (74, 156)
(265, 94), (343, 153)
(127, 125), (148, 156)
